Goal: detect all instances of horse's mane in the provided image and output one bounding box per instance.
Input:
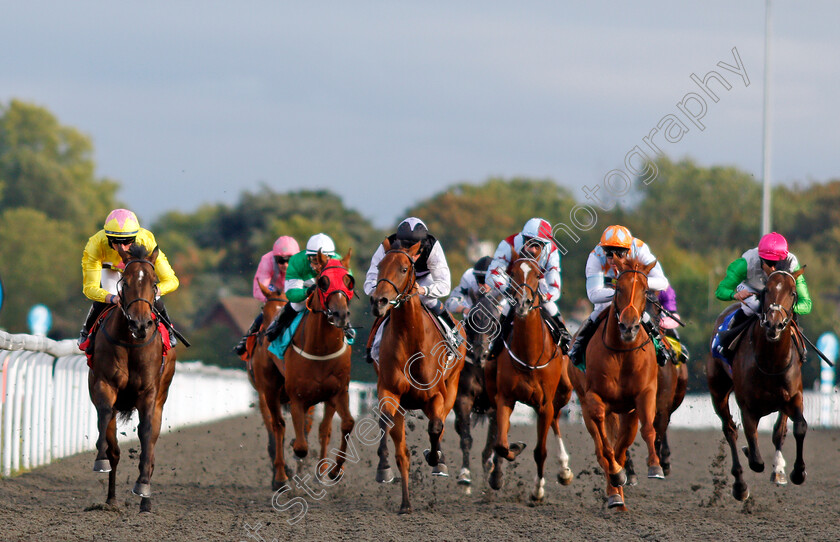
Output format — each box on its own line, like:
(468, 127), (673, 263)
(127, 243), (150, 261)
(619, 255), (647, 272)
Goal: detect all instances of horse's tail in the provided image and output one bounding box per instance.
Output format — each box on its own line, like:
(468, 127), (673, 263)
(114, 389), (139, 423)
(117, 409), (136, 424)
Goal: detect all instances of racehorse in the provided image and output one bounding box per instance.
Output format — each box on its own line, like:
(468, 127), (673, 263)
(484, 257), (574, 501)
(87, 244), (177, 513)
(453, 291), (499, 487)
(282, 250), (356, 483)
(569, 256), (662, 511)
(624, 298), (688, 482)
(370, 239), (466, 514)
(246, 282), (294, 489)
(707, 266), (807, 501)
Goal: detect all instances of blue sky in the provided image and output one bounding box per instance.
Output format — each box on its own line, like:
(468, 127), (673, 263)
(2, 1), (838, 227)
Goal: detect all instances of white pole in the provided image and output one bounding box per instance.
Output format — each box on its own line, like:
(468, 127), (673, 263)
(761, 0), (773, 235)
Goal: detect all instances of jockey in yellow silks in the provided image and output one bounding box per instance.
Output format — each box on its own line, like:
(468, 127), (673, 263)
(79, 209), (179, 349)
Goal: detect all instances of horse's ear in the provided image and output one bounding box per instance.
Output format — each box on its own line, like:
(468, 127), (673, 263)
(258, 281), (272, 297)
(341, 247), (353, 269)
(317, 249), (330, 268)
(761, 261), (773, 275)
(406, 241), (422, 260)
(382, 237), (391, 253)
(643, 259), (657, 275)
(116, 243), (131, 263)
(793, 265), (806, 280)
(149, 246), (159, 265)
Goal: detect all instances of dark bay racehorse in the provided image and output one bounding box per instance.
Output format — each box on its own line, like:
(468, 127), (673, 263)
(570, 256), (662, 511)
(453, 291), (500, 486)
(371, 239), (466, 514)
(707, 266), (807, 501)
(485, 257), (574, 500)
(88, 244), (176, 513)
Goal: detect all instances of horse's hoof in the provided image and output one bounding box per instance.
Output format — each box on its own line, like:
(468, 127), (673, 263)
(508, 442), (527, 459)
(607, 494), (625, 509)
(741, 446), (764, 473)
(139, 497), (152, 514)
(733, 483), (750, 502)
(625, 474), (638, 487)
(790, 468), (806, 485)
(272, 479), (289, 492)
(398, 504), (412, 515)
(488, 468), (503, 490)
(483, 456), (494, 474)
(432, 463), (449, 477)
(662, 463), (671, 477)
(376, 468), (394, 484)
(770, 471), (788, 486)
(557, 468), (574, 486)
(93, 459), (111, 473)
(131, 482), (152, 498)
(423, 449), (442, 466)
(609, 468), (627, 487)
(457, 468), (472, 485)
(647, 466), (665, 479)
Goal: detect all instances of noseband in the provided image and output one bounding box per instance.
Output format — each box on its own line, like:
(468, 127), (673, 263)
(612, 268), (647, 324)
(509, 258), (542, 313)
(759, 270), (797, 331)
(375, 249), (418, 308)
(117, 259), (158, 318)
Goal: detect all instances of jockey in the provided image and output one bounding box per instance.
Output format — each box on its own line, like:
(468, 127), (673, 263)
(79, 209), (179, 350)
(233, 235), (299, 355)
(363, 217), (458, 363)
(657, 285), (689, 364)
(487, 218), (572, 356)
(264, 233), (355, 342)
(445, 256), (495, 316)
(567, 225), (672, 367)
(714, 232), (811, 358)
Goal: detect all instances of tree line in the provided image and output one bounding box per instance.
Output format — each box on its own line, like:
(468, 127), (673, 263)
(1, 99), (837, 390)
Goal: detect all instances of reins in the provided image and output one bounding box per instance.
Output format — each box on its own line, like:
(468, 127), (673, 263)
(602, 268), (652, 353)
(106, 258), (160, 349)
(375, 249), (419, 308)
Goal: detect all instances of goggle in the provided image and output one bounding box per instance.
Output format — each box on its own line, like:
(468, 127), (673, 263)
(108, 236), (136, 246)
(275, 256), (291, 265)
(603, 247), (629, 258)
(760, 257), (781, 268)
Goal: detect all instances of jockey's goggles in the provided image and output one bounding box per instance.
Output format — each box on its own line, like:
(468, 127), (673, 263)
(275, 255), (291, 265)
(603, 247), (629, 258)
(107, 236), (136, 246)
(760, 257), (780, 268)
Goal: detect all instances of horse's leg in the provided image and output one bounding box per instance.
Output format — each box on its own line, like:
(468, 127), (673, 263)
(290, 399), (310, 461)
(482, 408), (498, 475)
(786, 396), (808, 485)
(270, 391), (290, 490)
(326, 388), (355, 480)
(104, 416), (120, 506)
(132, 392), (157, 511)
(582, 393), (623, 486)
(453, 389), (475, 485)
(635, 386), (664, 480)
(375, 414), (394, 483)
(531, 405), (553, 501)
(606, 413), (639, 511)
(422, 393), (448, 476)
(256, 389), (276, 463)
(740, 409), (764, 473)
(318, 401), (336, 464)
(653, 407), (673, 477)
(618, 406), (637, 486)
(770, 412), (789, 485)
(90, 380), (117, 474)
(489, 397), (520, 491)
(552, 416), (573, 486)
(380, 391), (411, 514)
(708, 366), (748, 501)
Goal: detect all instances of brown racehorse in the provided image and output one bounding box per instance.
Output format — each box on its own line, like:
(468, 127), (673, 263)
(569, 256), (662, 511)
(370, 239), (466, 514)
(707, 267), (807, 501)
(246, 282), (295, 489)
(484, 257), (574, 500)
(624, 300), (688, 483)
(281, 250), (356, 484)
(88, 244), (176, 513)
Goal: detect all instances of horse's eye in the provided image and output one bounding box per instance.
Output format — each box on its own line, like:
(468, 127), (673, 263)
(401, 267), (408, 273)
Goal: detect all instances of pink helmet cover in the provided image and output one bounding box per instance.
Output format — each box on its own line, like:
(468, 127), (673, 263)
(758, 232), (788, 260)
(273, 236), (300, 256)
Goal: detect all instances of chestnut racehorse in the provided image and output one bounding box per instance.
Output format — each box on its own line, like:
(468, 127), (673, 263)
(484, 257), (574, 500)
(88, 244), (176, 513)
(624, 300), (688, 482)
(370, 239), (466, 514)
(570, 256), (662, 511)
(707, 267), (807, 501)
(283, 250), (356, 483)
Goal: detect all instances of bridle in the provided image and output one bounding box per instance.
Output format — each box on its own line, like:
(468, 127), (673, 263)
(759, 270), (797, 331)
(375, 249), (418, 308)
(308, 263), (355, 324)
(104, 258), (159, 348)
(509, 257), (542, 314)
(603, 267), (652, 352)
(505, 258), (554, 369)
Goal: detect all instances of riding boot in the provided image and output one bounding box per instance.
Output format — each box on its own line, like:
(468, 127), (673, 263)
(234, 313), (264, 355)
(154, 299), (178, 348)
(79, 301), (109, 349)
(365, 316), (385, 364)
(265, 303), (299, 342)
(642, 319), (671, 367)
(717, 308), (751, 359)
(428, 299), (463, 347)
(568, 316), (598, 370)
(488, 309), (514, 360)
(544, 311), (573, 354)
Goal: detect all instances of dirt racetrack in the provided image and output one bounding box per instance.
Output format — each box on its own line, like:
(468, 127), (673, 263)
(2, 407), (839, 542)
